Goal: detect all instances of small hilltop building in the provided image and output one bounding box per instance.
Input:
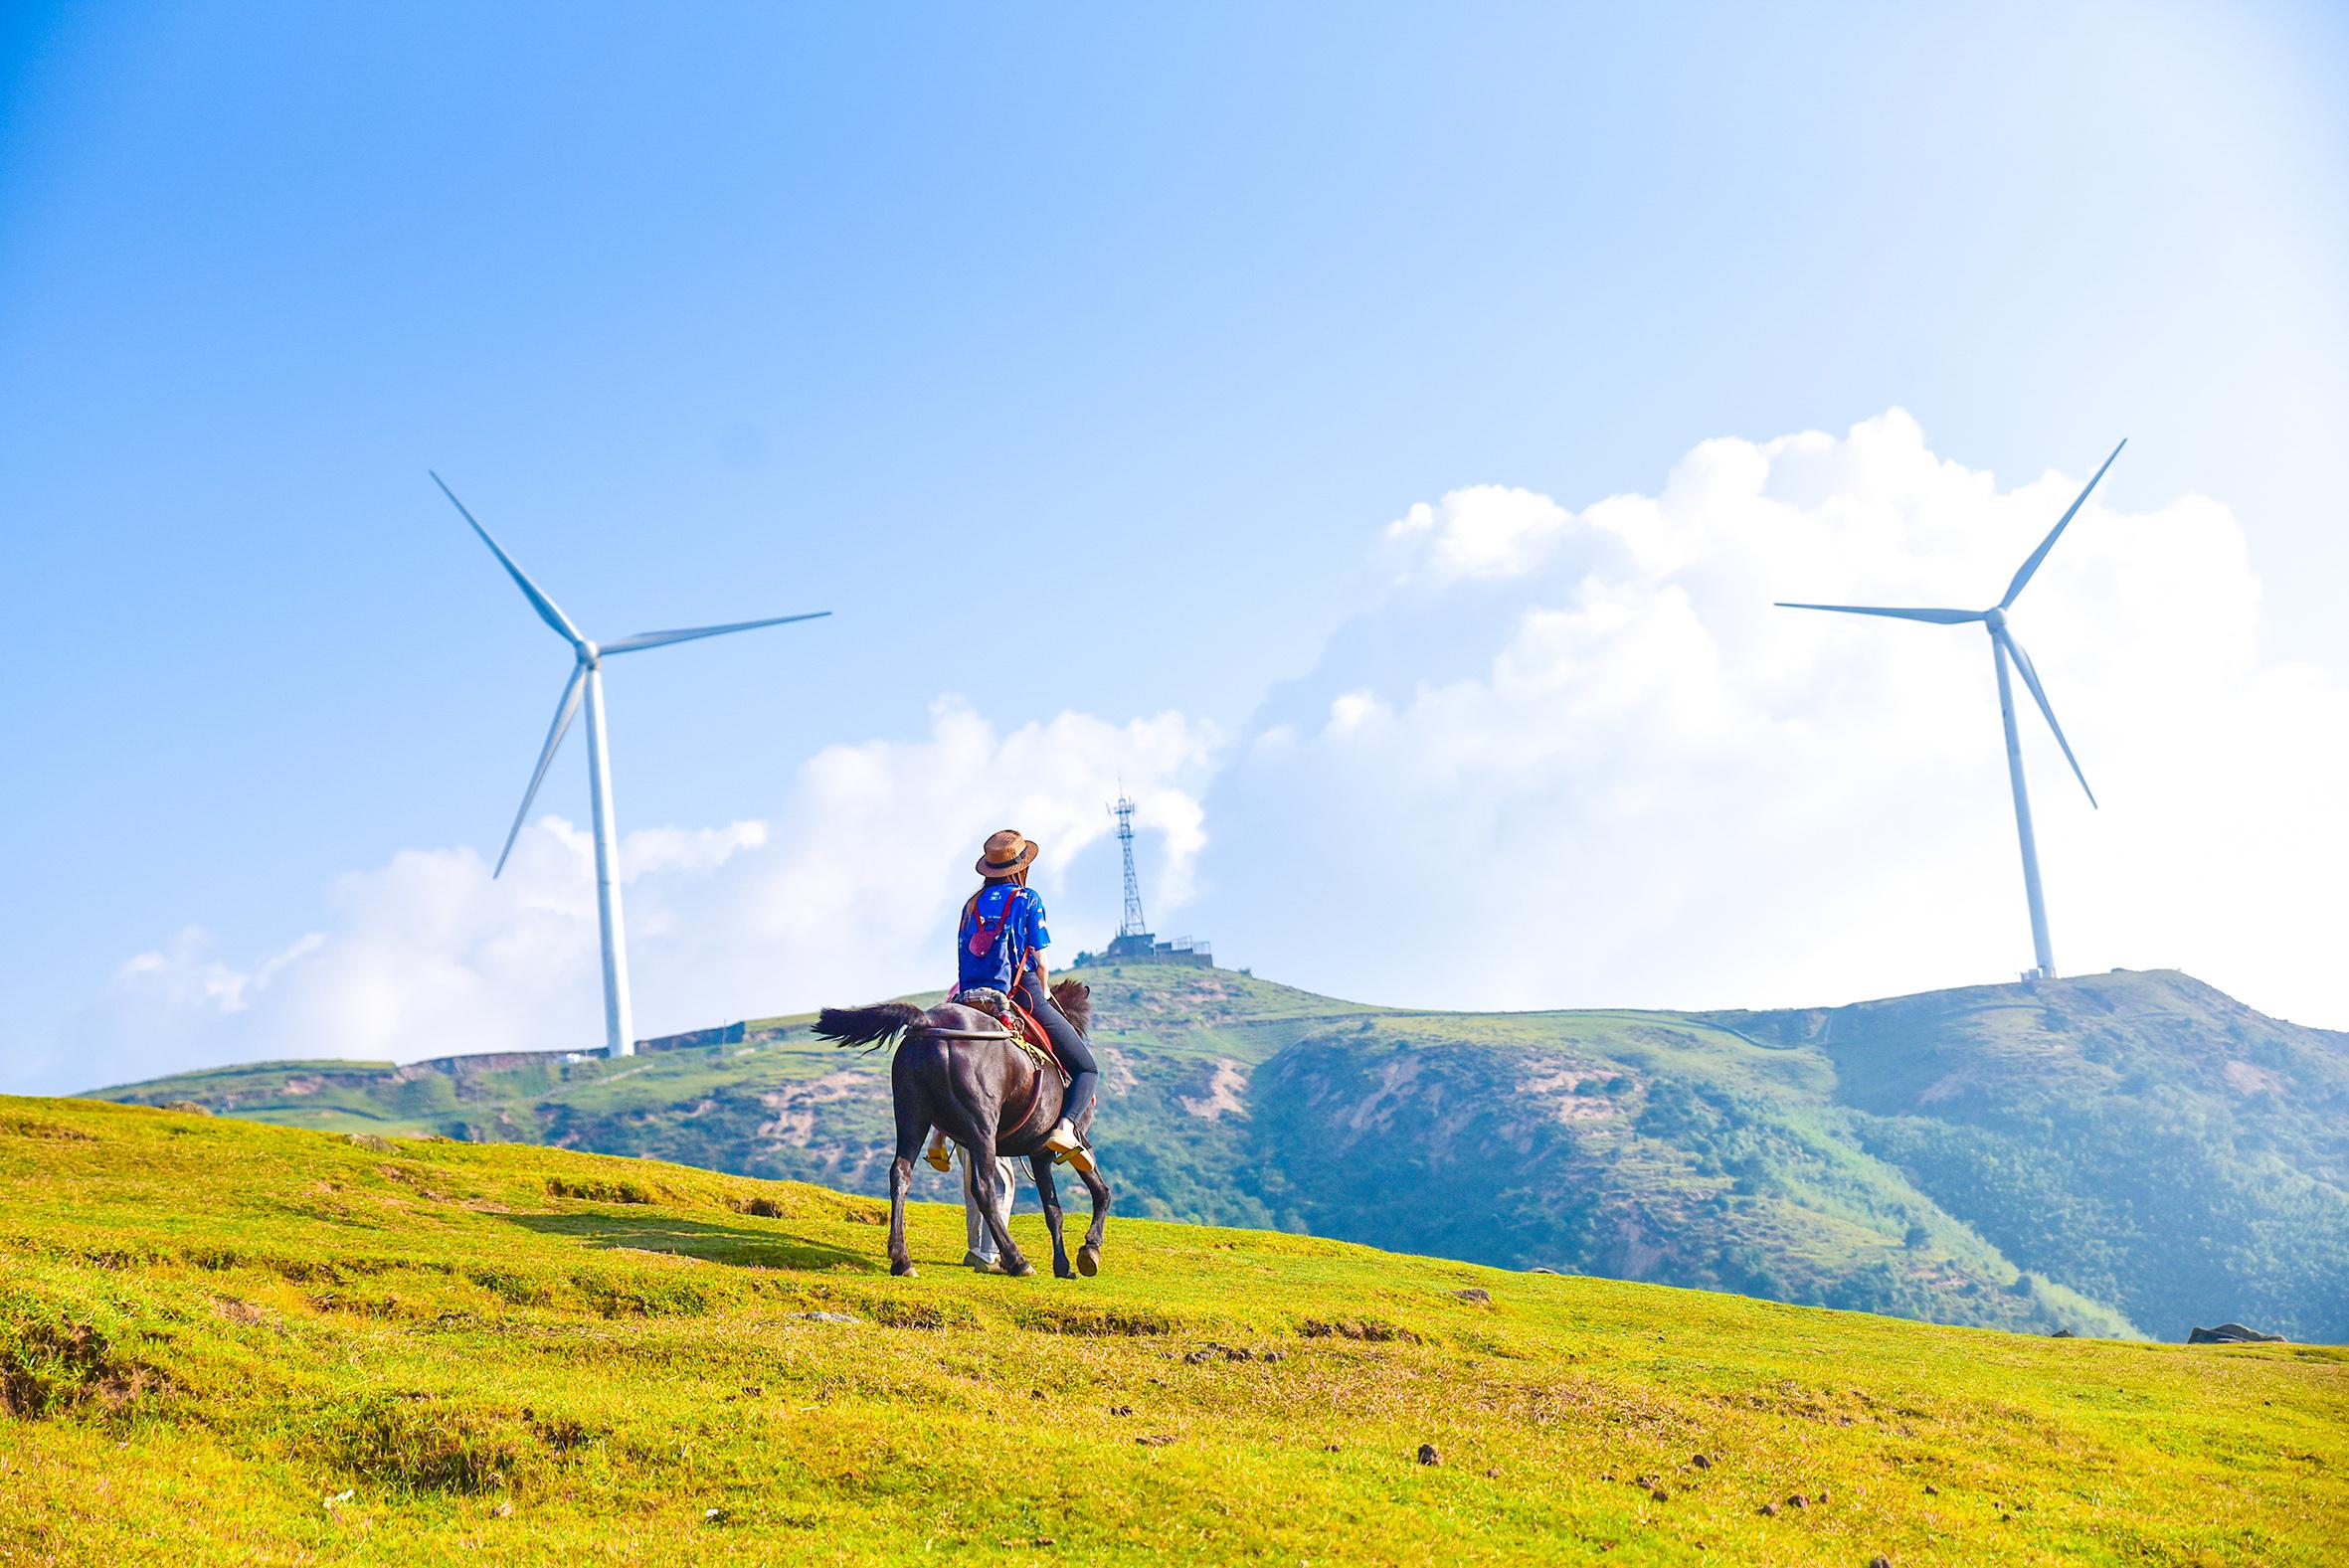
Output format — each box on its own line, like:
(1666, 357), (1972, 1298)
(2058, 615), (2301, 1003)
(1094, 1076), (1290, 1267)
(1072, 792), (1214, 969)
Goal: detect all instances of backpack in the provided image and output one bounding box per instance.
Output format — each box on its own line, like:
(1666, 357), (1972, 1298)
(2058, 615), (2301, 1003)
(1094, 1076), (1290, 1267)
(960, 885), (1030, 992)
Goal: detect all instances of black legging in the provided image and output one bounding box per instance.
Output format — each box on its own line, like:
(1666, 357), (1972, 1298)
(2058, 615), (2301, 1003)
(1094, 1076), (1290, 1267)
(1014, 971), (1098, 1132)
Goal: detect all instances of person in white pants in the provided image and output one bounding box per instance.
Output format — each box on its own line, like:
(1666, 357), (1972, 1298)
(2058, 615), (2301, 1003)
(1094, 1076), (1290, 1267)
(960, 1144), (1020, 1271)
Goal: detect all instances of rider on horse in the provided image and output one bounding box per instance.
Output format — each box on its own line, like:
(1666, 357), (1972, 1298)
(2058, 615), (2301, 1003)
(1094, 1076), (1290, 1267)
(944, 829), (1099, 1159)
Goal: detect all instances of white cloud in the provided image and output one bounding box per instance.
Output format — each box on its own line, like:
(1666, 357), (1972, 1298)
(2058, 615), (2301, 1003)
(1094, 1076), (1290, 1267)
(49, 411), (2349, 1092)
(1204, 410), (2349, 1027)
(47, 700), (1217, 1092)
(1384, 484), (1573, 583)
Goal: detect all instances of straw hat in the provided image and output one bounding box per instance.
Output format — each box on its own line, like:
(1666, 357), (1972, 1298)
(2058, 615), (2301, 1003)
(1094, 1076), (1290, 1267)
(975, 829), (1039, 879)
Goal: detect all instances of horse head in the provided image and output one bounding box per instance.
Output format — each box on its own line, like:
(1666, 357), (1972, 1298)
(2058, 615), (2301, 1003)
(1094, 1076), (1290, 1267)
(1049, 976), (1091, 1036)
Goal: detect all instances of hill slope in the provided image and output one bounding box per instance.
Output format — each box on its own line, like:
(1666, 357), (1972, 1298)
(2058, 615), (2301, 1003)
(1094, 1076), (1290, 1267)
(100, 965), (2349, 1343)
(4, 1100), (2344, 1565)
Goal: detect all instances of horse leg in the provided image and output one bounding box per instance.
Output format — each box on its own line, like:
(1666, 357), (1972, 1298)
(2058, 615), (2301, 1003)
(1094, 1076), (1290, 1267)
(964, 1135), (1031, 1277)
(887, 1153), (918, 1277)
(1030, 1154), (1072, 1279)
(1072, 1158), (1111, 1277)
(887, 1083), (930, 1278)
(959, 1150), (997, 1270)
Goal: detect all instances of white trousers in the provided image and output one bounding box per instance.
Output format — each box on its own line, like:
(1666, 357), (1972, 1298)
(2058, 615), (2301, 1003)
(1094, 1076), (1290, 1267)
(959, 1146), (1020, 1262)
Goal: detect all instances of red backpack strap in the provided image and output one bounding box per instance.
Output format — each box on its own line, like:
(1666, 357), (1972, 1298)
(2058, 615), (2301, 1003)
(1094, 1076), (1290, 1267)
(966, 884), (1028, 958)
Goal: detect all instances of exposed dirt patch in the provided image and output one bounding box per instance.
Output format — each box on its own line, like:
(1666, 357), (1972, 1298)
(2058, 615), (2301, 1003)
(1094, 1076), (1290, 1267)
(545, 1175), (658, 1205)
(752, 1070), (874, 1149)
(862, 1297), (975, 1331)
(1522, 1068), (1627, 1124)
(1015, 1305), (1175, 1337)
(0, 1312), (172, 1419)
(1179, 1059), (1252, 1123)
(527, 1412), (609, 1456)
(0, 1118), (97, 1141)
(211, 1295), (276, 1328)
(319, 1393), (530, 1494)
(1298, 1317), (1423, 1344)
(2222, 1060), (2284, 1098)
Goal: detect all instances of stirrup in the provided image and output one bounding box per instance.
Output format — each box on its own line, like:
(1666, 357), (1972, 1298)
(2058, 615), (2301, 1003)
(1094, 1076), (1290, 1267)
(924, 1139), (953, 1172)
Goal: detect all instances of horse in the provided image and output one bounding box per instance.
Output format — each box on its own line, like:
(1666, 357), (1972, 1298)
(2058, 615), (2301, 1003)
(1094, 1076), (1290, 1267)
(814, 978), (1109, 1280)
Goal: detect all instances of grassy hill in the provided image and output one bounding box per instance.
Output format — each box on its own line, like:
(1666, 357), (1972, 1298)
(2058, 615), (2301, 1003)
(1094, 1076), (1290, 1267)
(5, 1099), (2343, 1564)
(98, 965), (2349, 1344)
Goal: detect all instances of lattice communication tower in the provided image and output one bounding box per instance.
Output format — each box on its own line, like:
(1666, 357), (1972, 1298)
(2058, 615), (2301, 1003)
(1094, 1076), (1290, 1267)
(1113, 790), (1148, 939)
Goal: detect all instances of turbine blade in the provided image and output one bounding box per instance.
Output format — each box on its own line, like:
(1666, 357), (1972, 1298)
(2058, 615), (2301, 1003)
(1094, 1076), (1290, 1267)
(496, 661), (586, 876)
(600, 610), (830, 656)
(1998, 627), (2097, 808)
(1774, 603), (1986, 624)
(2000, 438), (2127, 609)
(431, 471), (585, 647)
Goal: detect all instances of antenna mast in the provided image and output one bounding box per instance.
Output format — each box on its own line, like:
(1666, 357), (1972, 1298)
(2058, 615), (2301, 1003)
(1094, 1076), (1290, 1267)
(1113, 789), (1148, 939)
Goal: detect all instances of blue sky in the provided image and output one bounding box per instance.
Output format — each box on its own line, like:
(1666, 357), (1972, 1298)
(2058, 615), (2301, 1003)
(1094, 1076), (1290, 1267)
(5, 3), (2347, 1092)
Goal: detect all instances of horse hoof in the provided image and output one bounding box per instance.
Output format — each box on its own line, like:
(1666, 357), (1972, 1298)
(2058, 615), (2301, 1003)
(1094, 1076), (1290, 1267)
(1076, 1245), (1100, 1278)
(891, 1261), (918, 1278)
(1055, 1263), (1076, 1280)
(1006, 1260), (1036, 1279)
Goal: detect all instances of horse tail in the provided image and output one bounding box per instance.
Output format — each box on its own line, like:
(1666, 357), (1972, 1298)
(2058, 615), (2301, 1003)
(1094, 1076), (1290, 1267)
(813, 1001), (928, 1054)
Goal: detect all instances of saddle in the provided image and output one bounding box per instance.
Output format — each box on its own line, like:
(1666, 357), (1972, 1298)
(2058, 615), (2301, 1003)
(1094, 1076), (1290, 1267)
(955, 988), (1068, 1085)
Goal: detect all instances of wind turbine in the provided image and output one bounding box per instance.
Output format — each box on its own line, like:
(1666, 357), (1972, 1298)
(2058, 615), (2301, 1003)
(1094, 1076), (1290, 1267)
(433, 472), (827, 1057)
(1776, 440), (2125, 981)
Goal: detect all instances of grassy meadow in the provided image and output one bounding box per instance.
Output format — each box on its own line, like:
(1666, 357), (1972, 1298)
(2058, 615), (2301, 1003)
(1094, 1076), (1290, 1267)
(100, 965), (2349, 1344)
(3, 1096), (2343, 1565)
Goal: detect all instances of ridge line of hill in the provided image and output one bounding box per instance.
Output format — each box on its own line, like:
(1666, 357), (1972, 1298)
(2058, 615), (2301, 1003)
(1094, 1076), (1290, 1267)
(88, 963), (2349, 1346)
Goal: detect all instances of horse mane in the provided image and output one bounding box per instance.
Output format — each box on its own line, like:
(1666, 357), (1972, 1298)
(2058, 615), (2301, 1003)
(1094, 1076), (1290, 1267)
(813, 1001), (927, 1054)
(1050, 977), (1092, 1036)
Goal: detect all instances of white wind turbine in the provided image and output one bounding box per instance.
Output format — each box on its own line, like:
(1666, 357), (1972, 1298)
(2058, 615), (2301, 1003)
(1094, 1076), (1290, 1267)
(1777, 440), (2125, 981)
(434, 473), (827, 1057)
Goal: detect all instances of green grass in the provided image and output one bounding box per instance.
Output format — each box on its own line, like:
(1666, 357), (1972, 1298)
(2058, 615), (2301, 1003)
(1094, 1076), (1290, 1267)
(94, 965), (2349, 1341)
(4, 1098), (2343, 1564)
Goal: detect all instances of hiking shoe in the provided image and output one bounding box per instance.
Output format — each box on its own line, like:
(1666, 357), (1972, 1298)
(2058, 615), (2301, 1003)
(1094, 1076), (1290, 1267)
(924, 1139), (953, 1172)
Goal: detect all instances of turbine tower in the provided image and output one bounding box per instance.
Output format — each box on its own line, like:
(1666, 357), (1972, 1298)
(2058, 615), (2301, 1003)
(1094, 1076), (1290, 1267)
(1776, 440), (2125, 981)
(434, 472), (827, 1057)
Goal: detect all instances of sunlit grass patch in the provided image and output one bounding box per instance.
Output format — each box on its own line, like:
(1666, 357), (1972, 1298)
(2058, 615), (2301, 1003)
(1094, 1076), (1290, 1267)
(0, 1095), (2341, 1565)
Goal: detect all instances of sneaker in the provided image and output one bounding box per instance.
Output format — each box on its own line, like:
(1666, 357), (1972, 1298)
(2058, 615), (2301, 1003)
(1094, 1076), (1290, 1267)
(924, 1139), (953, 1172)
(1041, 1120), (1082, 1155)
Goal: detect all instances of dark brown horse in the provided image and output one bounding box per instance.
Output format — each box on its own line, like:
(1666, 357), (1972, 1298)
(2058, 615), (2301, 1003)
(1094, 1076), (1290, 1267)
(814, 979), (1109, 1280)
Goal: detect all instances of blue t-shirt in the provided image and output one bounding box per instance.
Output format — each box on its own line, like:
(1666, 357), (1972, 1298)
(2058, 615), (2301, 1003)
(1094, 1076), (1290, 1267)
(957, 883), (1050, 994)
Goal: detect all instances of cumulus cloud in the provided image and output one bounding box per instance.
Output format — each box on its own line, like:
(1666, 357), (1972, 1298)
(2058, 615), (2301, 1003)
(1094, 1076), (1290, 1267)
(1383, 484), (1572, 583)
(1205, 410), (2349, 1026)
(46, 700), (1216, 1092)
(50, 411), (2349, 1092)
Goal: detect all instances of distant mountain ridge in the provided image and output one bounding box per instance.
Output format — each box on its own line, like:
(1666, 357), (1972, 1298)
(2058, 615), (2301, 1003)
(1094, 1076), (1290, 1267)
(96, 965), (2349, 1341)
